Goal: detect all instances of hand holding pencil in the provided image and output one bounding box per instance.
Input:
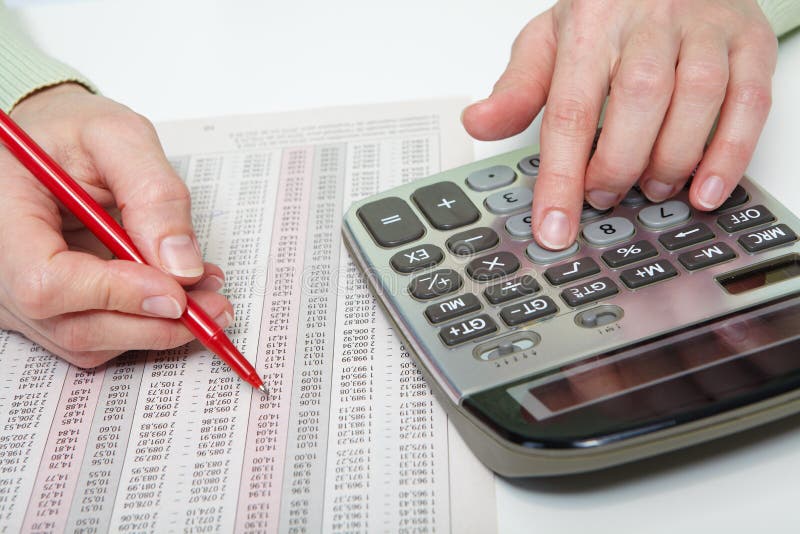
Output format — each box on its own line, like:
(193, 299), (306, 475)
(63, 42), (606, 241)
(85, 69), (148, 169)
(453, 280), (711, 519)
(0, 83), (264, 391)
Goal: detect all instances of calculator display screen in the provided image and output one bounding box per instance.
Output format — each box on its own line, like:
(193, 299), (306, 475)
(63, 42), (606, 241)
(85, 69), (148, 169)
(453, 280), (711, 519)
(517, 298), (800, 421)
(465, 293), (800, 449)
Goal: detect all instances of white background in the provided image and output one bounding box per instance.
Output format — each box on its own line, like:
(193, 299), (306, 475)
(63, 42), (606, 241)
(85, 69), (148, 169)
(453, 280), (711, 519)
(10, 1), (800, 532)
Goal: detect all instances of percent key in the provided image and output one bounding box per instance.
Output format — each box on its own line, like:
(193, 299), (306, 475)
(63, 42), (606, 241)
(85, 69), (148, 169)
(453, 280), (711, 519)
(601, 240), (658, 268)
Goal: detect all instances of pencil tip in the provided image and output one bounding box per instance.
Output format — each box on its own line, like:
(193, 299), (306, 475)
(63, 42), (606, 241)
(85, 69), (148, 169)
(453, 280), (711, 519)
(258, 383), (269, 397)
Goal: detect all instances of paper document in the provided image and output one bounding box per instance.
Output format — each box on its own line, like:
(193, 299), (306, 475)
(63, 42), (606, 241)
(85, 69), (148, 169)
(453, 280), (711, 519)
(0, 99), (498, 533)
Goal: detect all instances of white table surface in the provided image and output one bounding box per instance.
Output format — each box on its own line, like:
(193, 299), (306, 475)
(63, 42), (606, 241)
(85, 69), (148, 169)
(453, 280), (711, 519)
(11, 1), (800, 532)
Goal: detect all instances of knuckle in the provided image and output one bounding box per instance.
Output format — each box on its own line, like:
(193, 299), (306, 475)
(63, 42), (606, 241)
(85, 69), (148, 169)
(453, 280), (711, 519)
(544, 97), (597, 136)
(497, 66), (548, 102)
(616, 60), (672, 99)
(730, 81), (772, 114)
(677, 61), (728, 101)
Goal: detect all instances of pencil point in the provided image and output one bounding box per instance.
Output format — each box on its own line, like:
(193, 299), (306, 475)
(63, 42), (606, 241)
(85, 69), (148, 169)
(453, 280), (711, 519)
(258, 383), (269, 398)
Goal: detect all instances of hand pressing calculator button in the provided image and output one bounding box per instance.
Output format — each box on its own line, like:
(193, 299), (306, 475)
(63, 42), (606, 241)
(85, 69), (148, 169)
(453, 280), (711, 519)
(343, 142), (800, 477)
(412, 182), (480, 230)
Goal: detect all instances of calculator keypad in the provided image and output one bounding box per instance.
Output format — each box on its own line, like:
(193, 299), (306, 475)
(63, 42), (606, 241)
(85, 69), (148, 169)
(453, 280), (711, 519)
(350, 153), (798, 358)
(583, 217), (635, 246)
(447, 227), (499, 256)
(466, 252), (520, 281)
(638, 200), (691, 229)
(390, 244), (443, 273)
(425, 293), (482, 323)
(658, 222), (715, 250)
(544, 257), (600, 286)
(485, 186), (533, 214)
(738, 224), (798, 252)
(409, 269), (462, 299)
(412, 182), (480, 230)
(358, 197), (425, 247)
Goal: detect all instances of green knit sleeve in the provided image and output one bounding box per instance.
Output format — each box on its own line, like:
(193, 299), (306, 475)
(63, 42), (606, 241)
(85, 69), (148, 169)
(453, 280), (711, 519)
(757, 0), (800, 38)
(0, 4), (96, 112)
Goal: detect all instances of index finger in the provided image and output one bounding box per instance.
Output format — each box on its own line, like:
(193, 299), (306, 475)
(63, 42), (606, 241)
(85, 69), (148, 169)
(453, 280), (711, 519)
(532, 26), (609, 250)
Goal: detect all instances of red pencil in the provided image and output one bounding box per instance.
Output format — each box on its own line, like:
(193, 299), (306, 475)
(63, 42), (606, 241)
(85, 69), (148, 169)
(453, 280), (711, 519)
(0, 109), (267, 396)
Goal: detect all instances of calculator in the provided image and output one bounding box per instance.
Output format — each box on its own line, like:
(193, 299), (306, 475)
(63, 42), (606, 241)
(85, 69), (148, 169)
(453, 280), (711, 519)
(342, 145), (800, 476)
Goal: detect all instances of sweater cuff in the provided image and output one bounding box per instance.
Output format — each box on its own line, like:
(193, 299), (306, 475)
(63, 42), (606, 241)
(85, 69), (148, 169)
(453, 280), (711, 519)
(757, 0), (800, 38)
(0, 26), (97, 112)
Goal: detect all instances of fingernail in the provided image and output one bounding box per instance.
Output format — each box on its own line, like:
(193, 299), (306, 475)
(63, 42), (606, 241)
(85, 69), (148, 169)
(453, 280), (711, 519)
(214, 311), (233, 329)
(537, 209), (572, 250)
(642, 179), (675, 202)
(142, 295), (183, 319)
(696, 175), (725, 209)
(586, 190), (620, 210)
(195, 275), (224, 292)
(159, 234), (204, 278)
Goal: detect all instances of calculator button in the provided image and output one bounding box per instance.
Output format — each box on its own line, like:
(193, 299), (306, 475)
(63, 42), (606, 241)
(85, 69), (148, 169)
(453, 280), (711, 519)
(526, 241), (579, 264)
(621, 187), (647, 207)
(638, 200), (691, 229)
(517, 155), (540, 176)
(484, 275), (541, 304)
(485, 187), (533, 215)
(738, 224), (798, 253)
(717, 205), (775, 233)
(658, 222), (715, 250)
(544, 257), (601, 285)
(601, 240), (658, 268)
(439, 314), (498, 346)
(466, 165), (517, 191)
(561, 277), (619, 307)
(715, 185), (749, 212)
(425, 293), (481, 324)
(505, 213), (533, 238)
(620, 260), (678, 289)
(500, 296), (558, 326)
(678, 242), (737, 271)
(467, 252), (520, 281)
(390, 244), (443, 273)
(409, 269), (462, 299)
(358, 197), (425, 247)
(580, 202), (611, 222)
(446, 227), (499, 256)
(412, 182), (480, 230)
(582, 217), (635, 246)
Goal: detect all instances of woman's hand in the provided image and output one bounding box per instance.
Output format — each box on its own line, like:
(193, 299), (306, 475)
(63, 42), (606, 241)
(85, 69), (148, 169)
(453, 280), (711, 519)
(462, 0), (777, 250)
(0, 84), (233, 367)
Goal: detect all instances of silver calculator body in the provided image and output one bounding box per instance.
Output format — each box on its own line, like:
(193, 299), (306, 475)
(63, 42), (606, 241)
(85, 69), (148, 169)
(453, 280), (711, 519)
(342, 145), (800, 476)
